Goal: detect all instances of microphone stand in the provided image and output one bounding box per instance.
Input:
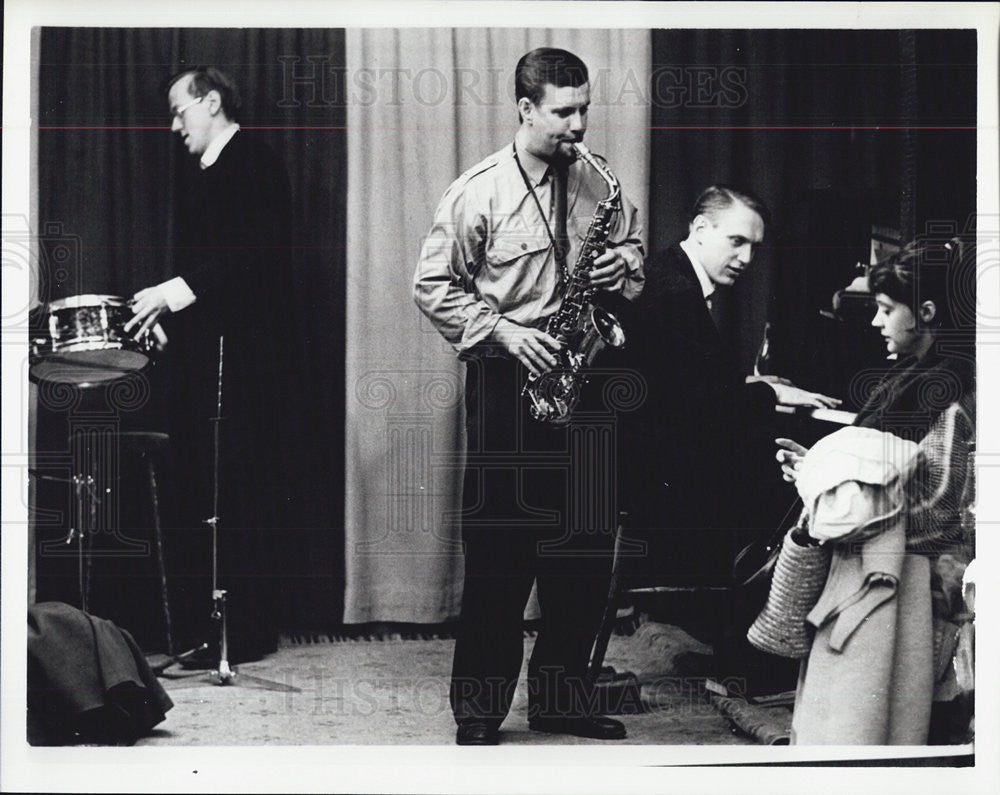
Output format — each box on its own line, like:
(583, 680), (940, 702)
(162, 336), (298, 693)
(206, 335), (232, 685)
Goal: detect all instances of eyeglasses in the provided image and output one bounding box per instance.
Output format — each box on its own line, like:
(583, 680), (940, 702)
(171, 95), (204, 120)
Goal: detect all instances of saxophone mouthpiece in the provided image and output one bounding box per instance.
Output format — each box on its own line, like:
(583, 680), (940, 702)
(571, 141), (592, 163)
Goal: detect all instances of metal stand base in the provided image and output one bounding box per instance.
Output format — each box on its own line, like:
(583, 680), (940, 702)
(157, 589), (298, 693)
(154, 337), (298, 695)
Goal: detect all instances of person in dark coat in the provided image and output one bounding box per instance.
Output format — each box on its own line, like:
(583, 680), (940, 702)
(623, 185), (839, 677)
(127, 67), (294, 665)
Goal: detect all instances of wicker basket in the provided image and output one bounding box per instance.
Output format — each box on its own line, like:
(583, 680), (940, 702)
(747, 529), (832, 659)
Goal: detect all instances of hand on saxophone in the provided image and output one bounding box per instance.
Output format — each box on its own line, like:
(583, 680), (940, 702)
(589, 248), (626, 293)
(492, 317), (562, 376)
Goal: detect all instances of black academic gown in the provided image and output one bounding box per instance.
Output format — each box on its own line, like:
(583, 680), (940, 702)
(161, 131), (294, 662)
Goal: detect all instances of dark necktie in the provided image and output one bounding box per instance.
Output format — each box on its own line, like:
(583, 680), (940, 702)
(551, 162), (570, 275)
(707, 294), (722, 331)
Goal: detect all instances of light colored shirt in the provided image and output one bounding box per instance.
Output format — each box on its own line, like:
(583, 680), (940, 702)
(158, 124), (241, 311)
(413, 141), (645, 358)
(159, 275), (197, 312)
(679, 237), (715, 306)
(200, 123), (240, 170)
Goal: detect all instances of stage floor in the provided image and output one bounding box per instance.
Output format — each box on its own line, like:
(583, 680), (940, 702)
(139, 619), (767, 746)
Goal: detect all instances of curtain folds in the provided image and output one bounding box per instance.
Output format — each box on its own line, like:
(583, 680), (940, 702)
(36, 28), (348, 632)
(648, 30), (975, 384)
(343, 29), (651, 624)
(35, 27), (974, 630)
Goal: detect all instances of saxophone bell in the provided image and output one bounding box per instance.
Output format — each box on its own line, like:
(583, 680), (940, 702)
(523, 305), (626, 425)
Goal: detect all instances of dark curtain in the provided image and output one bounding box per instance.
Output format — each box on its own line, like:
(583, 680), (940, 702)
(36, 28), (346, 635)
(648, 29), (977, 395)
(34, 27), (977, 639)
(644, 29), (977, 592)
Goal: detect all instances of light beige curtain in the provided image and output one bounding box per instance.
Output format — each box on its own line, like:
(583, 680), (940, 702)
(344, 28), (651, 624)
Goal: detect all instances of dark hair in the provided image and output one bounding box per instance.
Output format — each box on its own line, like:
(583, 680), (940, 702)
(515, 48), (589, 114)
(163, 66), (242, 122)
(689, 184), (771, 230)
(868, 237), (970, 331)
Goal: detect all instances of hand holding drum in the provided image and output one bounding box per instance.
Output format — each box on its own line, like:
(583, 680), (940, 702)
(125, 286), (167, 336)
(29, 294), (162, 385)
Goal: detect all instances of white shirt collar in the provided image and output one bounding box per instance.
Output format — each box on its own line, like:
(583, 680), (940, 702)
(200, 123), (240, 170)
(679, 238), (716, 301)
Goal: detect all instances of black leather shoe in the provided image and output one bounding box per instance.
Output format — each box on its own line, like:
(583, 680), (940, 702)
(528, 715), (627, 740)
(456, 722), (500, 745)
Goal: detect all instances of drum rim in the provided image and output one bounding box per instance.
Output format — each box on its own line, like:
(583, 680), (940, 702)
(50, 338), (133, 354)
(28, 359), (143, 385)
(48, 294), (129, 310)
(29, 345), (151, 383)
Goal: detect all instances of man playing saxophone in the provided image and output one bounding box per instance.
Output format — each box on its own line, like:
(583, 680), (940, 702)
(413, 47), (644, 745)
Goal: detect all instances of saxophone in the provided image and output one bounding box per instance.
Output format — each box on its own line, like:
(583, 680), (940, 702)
(522, 142), (626, 425)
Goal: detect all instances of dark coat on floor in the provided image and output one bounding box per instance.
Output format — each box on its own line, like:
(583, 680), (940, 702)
(28, 601), (173, 745)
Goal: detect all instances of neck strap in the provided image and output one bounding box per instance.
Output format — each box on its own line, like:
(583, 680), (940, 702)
(512, 141), (568, 287)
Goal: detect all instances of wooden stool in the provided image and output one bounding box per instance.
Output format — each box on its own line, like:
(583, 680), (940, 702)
(115, 431), (174, 656)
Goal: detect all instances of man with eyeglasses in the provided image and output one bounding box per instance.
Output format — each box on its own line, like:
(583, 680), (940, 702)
(126, 67), (293, 668)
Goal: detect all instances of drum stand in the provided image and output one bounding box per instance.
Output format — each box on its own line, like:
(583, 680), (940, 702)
(162, 336), (298, 693)
(30, 470), (99, 613)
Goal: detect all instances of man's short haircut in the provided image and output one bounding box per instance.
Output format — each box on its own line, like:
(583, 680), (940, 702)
(868, 237), (970, 331)
(163, 66), (242, 122)
(515, 48), (589, 110)
(689, 185), (771, 230)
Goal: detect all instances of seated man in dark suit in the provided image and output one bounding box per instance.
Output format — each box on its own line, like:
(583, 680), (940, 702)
(623, 185), (839, 683)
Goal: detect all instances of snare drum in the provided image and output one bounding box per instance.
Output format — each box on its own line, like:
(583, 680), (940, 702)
(30, 294), (153, 385)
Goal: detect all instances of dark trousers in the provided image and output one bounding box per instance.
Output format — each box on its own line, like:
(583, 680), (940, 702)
(450, 356), (616, 727)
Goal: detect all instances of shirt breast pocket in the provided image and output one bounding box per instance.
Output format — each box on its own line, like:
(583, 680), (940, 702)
(484, 236), (551, 271)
